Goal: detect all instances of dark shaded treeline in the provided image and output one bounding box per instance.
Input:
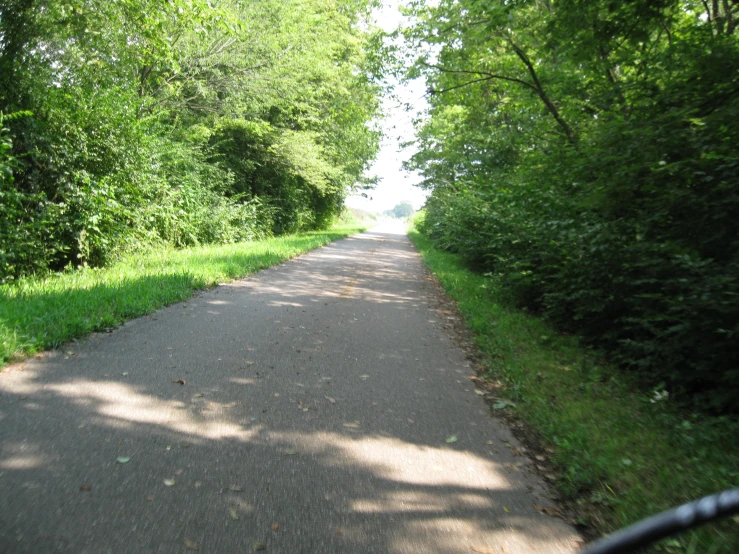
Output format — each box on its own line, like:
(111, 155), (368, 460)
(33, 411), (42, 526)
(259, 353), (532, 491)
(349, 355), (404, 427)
(393, 0), (739, 412)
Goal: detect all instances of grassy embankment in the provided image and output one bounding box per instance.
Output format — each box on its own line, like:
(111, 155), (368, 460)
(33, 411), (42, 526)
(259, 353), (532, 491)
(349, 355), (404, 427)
(0, 224), (366, 366)
(409, 224), (738, 554)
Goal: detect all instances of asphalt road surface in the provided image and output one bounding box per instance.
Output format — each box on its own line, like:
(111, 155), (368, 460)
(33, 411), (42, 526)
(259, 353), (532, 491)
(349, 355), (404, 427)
(0, 222), (580, 553)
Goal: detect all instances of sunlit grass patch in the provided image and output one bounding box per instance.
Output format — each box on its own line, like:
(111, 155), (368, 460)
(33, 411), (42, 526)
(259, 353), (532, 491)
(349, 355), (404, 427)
(0, 224), (366, 366)
(409, 225), (738, 554)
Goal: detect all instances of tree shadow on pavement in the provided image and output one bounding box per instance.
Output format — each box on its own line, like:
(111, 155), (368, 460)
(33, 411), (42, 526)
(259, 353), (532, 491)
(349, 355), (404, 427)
(0, 230), (579, 554)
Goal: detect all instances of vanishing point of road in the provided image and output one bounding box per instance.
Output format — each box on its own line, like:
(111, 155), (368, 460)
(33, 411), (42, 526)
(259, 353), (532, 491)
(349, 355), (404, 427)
(0, 223), (581, 553)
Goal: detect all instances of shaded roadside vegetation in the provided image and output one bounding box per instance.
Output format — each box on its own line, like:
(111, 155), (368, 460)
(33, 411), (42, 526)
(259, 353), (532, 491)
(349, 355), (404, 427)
(0, 0), (381, 281)
(388, 0), (739, 414)
(410, 223), (738, 554)
(0, 224), (365, 366)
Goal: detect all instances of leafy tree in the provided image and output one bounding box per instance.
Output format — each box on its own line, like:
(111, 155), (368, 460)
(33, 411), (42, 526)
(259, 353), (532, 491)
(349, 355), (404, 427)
(392, 0), (739, 414)
(386, 201), (414, 218)
(0, 0), (381, 279)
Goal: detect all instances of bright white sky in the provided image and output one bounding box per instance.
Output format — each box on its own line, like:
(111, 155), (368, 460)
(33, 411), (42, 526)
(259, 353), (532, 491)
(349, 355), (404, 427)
(345, 1), (429, 214)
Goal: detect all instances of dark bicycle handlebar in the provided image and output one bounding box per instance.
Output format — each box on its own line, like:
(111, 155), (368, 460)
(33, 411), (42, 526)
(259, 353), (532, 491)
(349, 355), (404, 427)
(580, 488), (739, 554)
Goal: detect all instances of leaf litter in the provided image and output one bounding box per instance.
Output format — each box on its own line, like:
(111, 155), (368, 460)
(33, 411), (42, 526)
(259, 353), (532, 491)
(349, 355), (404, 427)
(533, 503), (564, 519)
(493, 400), (516, 410)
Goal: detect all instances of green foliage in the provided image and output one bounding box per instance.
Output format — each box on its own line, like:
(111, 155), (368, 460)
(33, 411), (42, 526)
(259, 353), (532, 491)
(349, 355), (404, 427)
(409, 222), (739, 553)
(0, 0), (381, 281)
(385, 201), (414, 219)
(398, 0), (739, 413)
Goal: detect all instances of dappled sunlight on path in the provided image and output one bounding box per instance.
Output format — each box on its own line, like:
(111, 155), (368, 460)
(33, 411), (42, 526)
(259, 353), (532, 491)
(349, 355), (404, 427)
(0, 228), (579, 553)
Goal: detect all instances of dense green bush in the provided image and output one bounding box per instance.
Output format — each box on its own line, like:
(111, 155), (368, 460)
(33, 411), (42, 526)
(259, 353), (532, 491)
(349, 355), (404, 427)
(406, 1), (739, 412)
(0, 0), (380, 282)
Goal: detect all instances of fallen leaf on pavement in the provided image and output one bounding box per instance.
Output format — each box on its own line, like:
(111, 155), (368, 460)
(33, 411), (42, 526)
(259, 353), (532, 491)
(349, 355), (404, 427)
(116, 457), (130, 464)
(503, 506), (510, 513)
(324, 395), (336, 404)
(163, 479), (176, 487)
(194, 481), (202, 488)
(252, 541), (266, 551)
(230, 508), (239, 520)
(194, 393), (204, 398)
(533, 503), (564, 519)
(474, 390), (485, 396)
(172, 379), (186, 385)
(184, 538), (198, 550)
(445, 435), (458, 443)
(335, 528), (344, 536)
(79, 485), (91, 492)
(271, 522), (279, 532)
(146, 495), (154, 501)
(359, 374), (369, 381)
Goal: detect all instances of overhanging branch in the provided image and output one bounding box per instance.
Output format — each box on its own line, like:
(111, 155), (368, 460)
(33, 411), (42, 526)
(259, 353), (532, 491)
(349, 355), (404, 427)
(421, 62), (537, 91)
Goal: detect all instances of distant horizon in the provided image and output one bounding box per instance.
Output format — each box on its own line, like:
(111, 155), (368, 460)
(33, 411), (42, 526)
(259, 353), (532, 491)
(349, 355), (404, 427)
(345, 198), (421, 215)
(346, 0), (429, 214)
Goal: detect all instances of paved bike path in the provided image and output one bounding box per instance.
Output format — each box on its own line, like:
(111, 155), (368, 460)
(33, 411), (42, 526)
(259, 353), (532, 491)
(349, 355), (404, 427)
(0, 223), (580, 553)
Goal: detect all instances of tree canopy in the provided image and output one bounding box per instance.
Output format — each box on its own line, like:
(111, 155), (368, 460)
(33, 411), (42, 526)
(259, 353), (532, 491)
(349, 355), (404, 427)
(390, 0), (739, 413)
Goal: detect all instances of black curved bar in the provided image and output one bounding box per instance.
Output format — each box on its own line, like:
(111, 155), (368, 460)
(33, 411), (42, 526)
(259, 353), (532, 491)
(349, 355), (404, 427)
(580, 488), (739, 554)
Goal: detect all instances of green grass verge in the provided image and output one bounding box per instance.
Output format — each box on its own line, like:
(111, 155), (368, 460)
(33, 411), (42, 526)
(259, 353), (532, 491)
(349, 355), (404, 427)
(409, 225), (738, 554)
(1, 224), (366, 366)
